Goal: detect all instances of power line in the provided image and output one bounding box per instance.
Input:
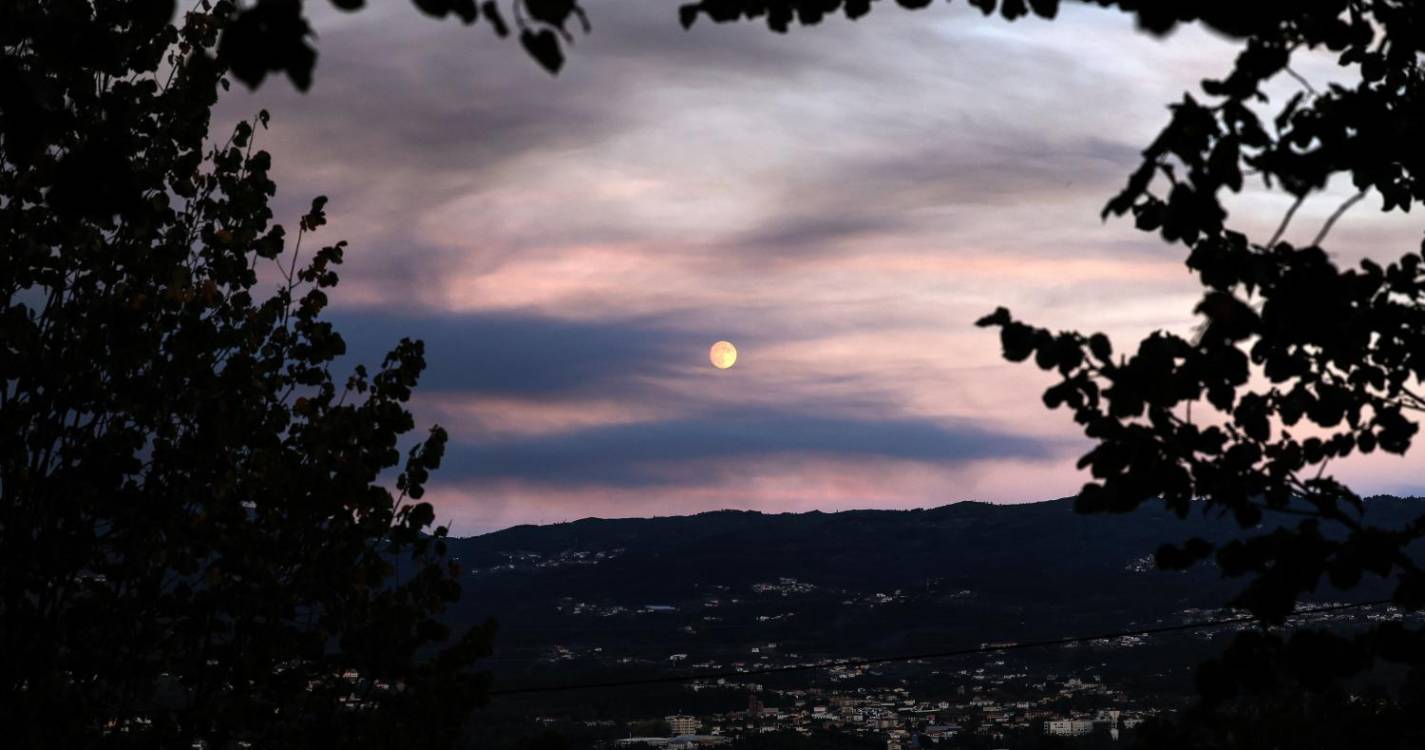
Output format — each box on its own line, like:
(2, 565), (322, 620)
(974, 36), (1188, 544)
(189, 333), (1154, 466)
(490, 600), (1393, 696)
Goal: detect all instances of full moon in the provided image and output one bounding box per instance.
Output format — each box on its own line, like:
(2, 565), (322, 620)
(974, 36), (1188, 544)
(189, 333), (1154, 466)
(709, 340), (738, 369)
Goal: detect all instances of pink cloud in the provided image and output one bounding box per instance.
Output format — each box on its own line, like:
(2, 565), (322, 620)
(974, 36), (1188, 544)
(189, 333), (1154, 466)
(212, 1), (1425, 532)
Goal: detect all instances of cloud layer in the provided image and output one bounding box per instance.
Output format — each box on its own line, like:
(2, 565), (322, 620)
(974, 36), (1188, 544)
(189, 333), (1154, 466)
(216, 3), (1425, 532)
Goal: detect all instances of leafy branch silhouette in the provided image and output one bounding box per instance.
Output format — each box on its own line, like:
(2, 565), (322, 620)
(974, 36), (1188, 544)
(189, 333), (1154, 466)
(2, 2), (492, 746)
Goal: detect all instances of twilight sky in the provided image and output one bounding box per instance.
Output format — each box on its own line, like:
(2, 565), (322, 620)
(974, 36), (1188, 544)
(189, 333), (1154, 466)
(217, 2), (1425, 533)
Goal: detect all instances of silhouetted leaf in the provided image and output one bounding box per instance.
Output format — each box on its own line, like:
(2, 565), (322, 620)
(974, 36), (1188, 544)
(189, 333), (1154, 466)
(520, 28), (564, 73)
(679, 3), (699, 28)
(482, 0), (509, 36)
(525, 0), (577, 27)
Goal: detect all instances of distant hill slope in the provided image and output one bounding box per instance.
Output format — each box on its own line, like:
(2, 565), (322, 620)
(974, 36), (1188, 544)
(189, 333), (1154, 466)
(444, 496), (1423, 659)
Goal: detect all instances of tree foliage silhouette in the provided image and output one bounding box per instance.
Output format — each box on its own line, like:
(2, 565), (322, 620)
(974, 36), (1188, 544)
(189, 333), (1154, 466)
(973, 2), (1425, 710)
(216, 0), (588, 81)
(1, 2), (491, 746)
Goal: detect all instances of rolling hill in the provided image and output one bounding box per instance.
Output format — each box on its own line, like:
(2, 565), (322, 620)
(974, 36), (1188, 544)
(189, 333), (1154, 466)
(444, 496), (1422, 665)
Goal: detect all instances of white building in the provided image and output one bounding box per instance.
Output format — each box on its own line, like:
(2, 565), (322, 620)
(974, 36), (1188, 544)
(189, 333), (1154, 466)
(1045, 719), (1094, 737)
(667, 715), (699, 735)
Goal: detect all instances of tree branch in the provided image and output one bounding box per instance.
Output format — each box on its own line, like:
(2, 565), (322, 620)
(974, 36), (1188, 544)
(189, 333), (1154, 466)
(1284, 66), (1320, 96)
(1312, 190), (1368, 248)
(1268, 193), (1306, 248)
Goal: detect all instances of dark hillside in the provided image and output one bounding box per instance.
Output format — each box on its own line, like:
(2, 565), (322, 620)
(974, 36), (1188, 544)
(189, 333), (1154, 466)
(445, 497), (1421, 661)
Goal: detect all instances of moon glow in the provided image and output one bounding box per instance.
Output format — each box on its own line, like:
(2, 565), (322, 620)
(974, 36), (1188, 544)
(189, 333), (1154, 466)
(709, 340), (738, 369)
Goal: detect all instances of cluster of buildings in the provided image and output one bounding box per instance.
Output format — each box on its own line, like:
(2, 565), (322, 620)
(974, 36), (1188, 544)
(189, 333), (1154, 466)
(594, 667), (1156, 749)
(611, 716), (732, 749)
(480, 552), (1425, 748)
(468, 547), (625, 575)
(550, 576), (932, 627)
(750, 578), (818, 595)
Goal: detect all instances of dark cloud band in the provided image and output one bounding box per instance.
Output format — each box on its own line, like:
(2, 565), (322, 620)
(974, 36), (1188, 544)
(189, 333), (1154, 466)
(441, 408), (1052, 487)
(331, 309), (688, 397)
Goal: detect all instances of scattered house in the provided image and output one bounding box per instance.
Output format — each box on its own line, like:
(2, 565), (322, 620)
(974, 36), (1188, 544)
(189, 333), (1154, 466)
(1045, 719), (1094, 737)
(667, 715), (699, 735)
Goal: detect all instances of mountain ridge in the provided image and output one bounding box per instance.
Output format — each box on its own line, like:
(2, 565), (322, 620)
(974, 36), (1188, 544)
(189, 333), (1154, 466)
(458, 498), (1045, 541)
(444, 495), (1424, 663)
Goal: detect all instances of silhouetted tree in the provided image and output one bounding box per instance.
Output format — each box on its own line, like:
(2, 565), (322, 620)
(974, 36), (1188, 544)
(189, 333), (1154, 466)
(224, 0), (586, 81)
(1, 2), (491, 746)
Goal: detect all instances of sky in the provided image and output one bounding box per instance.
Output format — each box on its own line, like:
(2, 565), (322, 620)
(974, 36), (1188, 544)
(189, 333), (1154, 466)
(216, 1), (1425, 534)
